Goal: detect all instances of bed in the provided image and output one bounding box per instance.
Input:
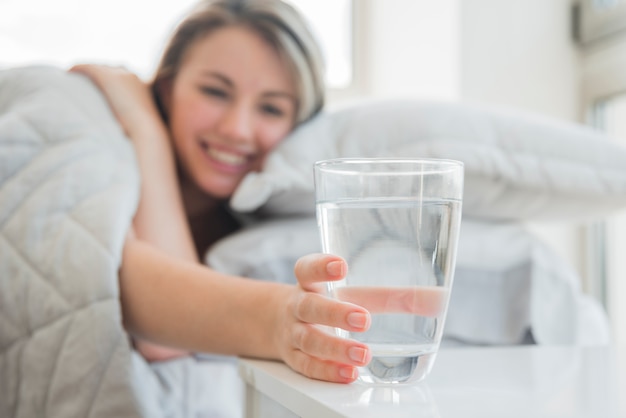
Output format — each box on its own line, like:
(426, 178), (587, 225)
(2, 65), (626, 417)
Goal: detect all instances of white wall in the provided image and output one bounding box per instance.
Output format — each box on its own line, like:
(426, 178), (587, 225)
(459, 0), (580, 120)
(366, 0), (460, 100)
(458, 0), (587, 287)
(355, 0), (580, 116)
(346, 0), (589, 290)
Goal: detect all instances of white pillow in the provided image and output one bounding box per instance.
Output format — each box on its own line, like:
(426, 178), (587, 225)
(230, 99), (626, 221)
(206, 217), (610, 346)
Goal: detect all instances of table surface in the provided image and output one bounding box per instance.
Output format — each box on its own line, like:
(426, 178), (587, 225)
(239, 345), (626, 418)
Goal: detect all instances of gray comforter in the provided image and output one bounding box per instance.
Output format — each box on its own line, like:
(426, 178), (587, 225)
(0, 66), (242, 418)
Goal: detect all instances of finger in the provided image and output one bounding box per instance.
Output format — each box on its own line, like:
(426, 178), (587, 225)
(294, 291), (370, 332)
(291, 322), (371, 367)
(337, 286), (449, 317)
(68, 64), (93, 77)
(68, 64), (83, 73)
(294, 253), (347, 291)
(68, 63), (106, 76)
(286, 349), (361, 384)
(67, 64), (105, 85)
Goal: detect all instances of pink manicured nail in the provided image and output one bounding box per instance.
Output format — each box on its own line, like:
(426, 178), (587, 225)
(347, 312), (369, 329)
(339, 366), (357, 380)
(326, 260), (345, 277)
(348, 346), (368, 364)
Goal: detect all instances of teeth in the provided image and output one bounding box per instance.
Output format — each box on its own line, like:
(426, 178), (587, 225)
(206, 147), (247, 165)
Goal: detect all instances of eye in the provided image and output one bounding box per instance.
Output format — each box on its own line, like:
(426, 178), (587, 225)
(260, 103), (285, 117)
(199, 86), (228, 99)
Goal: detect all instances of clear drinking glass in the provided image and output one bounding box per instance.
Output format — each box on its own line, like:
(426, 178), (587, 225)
(314, 158), (464, 385)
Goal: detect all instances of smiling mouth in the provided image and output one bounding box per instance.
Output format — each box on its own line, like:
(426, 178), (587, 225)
(200, 141), (249, 166)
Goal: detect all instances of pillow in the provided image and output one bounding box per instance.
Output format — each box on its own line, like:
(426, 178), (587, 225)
(206, 217), (610, 346)
(230, 99), (626, 221)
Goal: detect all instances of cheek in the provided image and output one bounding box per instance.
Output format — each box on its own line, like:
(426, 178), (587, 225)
(170, 97), (220, 142)
(257, 122), (294, 154)
(250, 124), (292, 172)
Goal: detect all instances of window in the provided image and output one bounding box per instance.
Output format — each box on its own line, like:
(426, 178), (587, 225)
(0, 0), (354, 89)
(287, 0), (353, 89)
(588, 94), (626, 346)
(576, 0), (626, 45)
(579, 0), (626, 346)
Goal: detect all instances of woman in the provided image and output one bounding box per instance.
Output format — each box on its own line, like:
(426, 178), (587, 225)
(71, 0), (371, 384)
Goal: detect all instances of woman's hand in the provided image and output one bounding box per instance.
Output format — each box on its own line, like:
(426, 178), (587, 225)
(119, 240), (370, 380)
(274, 254), (372, 383)
(69, 64), (162, 139)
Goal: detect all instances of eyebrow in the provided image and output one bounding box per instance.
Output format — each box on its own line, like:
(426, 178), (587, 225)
(201, 71), (232, 87)
(200, 71), (296, 101)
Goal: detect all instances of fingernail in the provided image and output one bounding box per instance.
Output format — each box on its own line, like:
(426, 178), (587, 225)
(339, 366), (357, 380)
(347, 312), (369, 329)
(348, 346), (368, 364)
(326, 260), (345, 277)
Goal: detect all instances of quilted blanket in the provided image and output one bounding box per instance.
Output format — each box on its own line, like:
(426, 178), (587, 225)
(0, 66), (243, 418)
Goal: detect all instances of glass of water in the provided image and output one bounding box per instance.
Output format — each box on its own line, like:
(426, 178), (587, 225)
(314, 158), (464, 385)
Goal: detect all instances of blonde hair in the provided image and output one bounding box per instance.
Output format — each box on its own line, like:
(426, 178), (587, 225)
(152, 0), (325, 124)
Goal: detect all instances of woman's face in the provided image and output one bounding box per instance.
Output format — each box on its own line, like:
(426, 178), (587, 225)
(165, 25), (297, 199)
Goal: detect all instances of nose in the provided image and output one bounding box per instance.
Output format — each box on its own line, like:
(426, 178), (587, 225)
(215, 101), (253, 145)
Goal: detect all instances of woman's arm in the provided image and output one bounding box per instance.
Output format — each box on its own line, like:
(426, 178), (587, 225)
(68, 65), (372, 381)
(119, 237), (372, 383)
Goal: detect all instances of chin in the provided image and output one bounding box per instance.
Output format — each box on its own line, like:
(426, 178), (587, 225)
(199, 181), (239, 200)
(193, 169), (247, 200)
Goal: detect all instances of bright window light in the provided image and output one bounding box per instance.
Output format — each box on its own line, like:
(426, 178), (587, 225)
(288, 0), (353, 88)
(0, 0), (353, 89)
